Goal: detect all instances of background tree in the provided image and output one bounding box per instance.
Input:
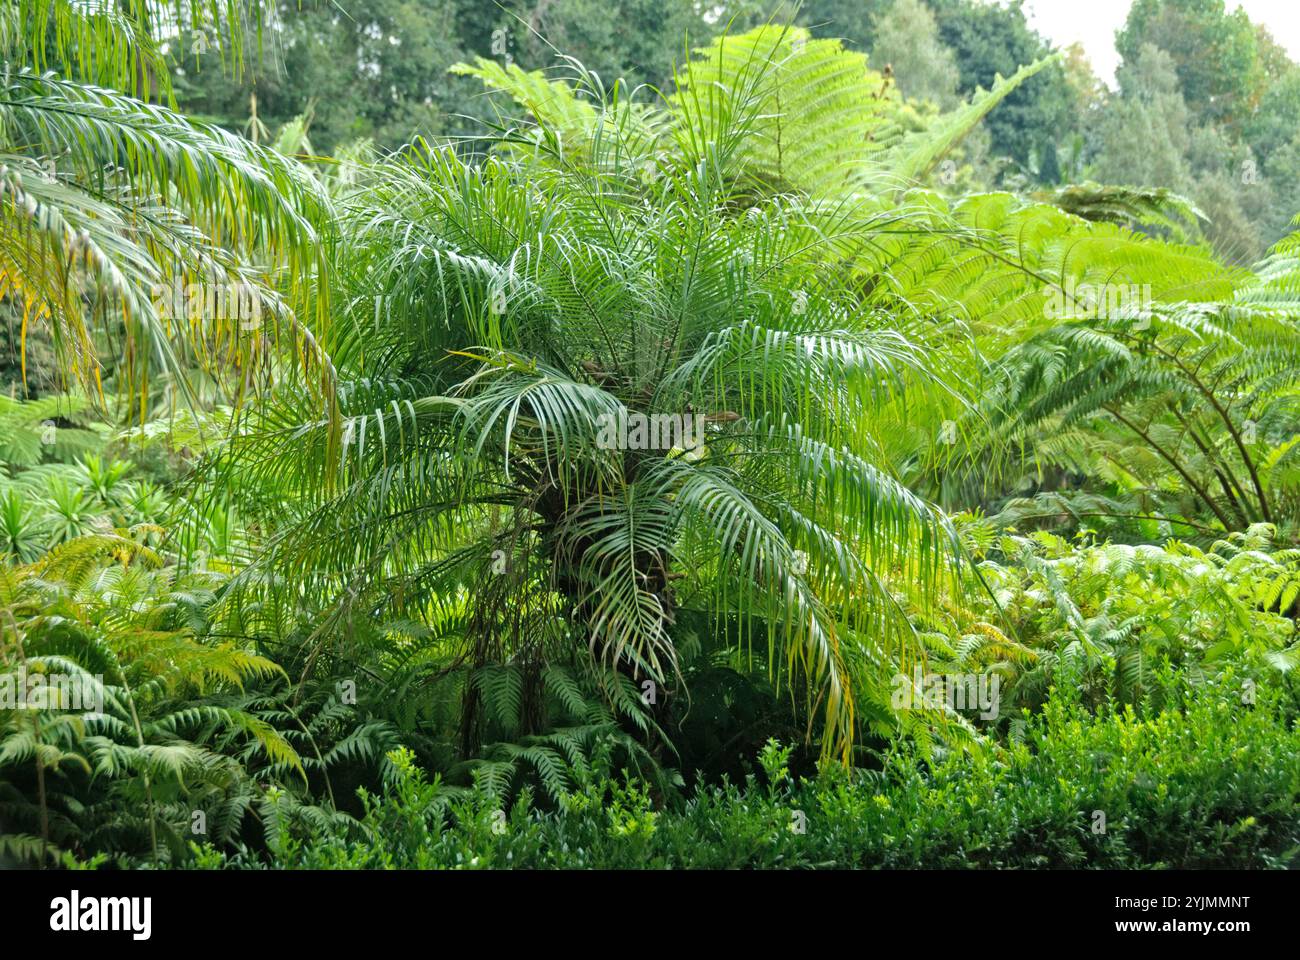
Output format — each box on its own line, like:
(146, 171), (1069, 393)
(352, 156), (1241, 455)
(173, 0), (719, 155)
(925, 0), (1077, 184)
(870, 0), (961, 109)
(1091, 45), (1193, 198)
(1116, 0), (1262, 131)
(174, 0), (471, 153)
(506, 0), (712, 89)
(795, 0), (892, 47)
(1088, 19), (1298, 264)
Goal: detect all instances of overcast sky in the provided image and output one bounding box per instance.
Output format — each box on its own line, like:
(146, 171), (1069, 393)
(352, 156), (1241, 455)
(1018, 0), (1300, 85)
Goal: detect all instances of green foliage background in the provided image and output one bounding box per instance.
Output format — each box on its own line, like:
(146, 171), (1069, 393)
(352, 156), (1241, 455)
(3, 1), (1300, 871)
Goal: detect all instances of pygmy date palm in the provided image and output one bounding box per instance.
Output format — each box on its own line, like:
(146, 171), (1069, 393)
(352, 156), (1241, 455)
(217, 32), (984, 761)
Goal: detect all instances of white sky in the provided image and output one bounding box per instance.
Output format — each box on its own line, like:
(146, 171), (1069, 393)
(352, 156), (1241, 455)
(1018, 0), (1300, 85)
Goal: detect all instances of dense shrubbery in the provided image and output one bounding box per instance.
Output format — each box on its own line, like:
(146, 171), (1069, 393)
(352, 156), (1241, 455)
(191, 681), (1299, 870)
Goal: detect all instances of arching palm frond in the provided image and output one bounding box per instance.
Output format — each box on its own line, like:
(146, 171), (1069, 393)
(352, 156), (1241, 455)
(1, 2), (335, 427)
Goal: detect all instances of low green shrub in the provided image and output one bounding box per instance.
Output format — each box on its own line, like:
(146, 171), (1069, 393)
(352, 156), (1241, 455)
(203, 680), (1300, 869)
